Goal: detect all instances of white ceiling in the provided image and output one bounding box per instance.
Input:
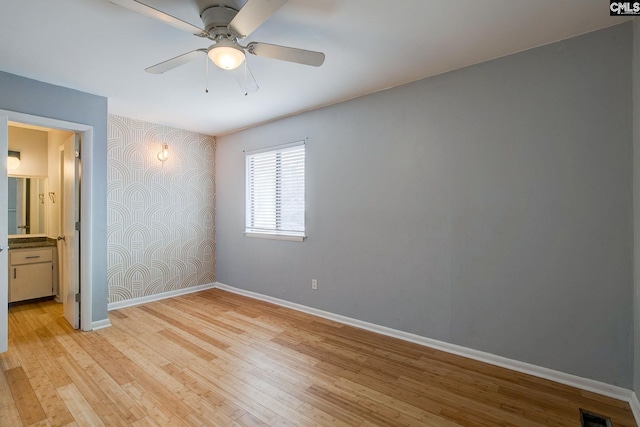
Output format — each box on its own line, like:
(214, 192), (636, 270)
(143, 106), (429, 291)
(0, 1), (629, 136)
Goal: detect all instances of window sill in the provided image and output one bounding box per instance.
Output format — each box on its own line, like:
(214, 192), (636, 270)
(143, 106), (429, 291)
(244, 232), (306, 242)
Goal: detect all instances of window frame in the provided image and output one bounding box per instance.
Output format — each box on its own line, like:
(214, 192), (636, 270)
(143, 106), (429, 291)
(244, 140), (306, 242)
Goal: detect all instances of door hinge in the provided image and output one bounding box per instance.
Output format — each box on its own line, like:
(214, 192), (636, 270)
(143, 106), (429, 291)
(75, 150), (80, 159)
(75, 293), (81, 303)
(75, 222), (80, 231)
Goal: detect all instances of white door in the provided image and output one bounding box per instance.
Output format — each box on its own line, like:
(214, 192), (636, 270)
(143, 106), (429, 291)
(0, 116), (8, 353)
(61, 134), (80, 329)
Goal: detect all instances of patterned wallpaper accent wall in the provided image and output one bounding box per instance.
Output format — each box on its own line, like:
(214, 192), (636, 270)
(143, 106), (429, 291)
(107, 115), (216, 303)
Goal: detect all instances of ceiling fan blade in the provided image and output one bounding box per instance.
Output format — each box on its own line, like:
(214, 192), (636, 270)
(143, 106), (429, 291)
(145, 49), (207, 74)
(229, 62), (259, 96)
(228, 0), (287, 38)
(109, 0), (208, 37)
(247, 42), (325, 67)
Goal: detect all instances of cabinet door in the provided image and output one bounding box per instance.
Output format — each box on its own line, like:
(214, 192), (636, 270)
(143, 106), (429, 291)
(9, 263), (53, 302)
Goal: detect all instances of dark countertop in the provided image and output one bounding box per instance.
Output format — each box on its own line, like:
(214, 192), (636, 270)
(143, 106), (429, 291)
(8, 237), (57, 249)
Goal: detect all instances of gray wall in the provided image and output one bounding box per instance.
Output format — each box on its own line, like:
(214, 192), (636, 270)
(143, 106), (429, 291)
(216, 23), (634, 387)
(0, 70), (108, 322)
(634, 17), (640, 394)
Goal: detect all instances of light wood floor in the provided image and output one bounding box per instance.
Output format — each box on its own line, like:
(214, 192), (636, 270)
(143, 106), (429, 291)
(0, 289), (636, 427)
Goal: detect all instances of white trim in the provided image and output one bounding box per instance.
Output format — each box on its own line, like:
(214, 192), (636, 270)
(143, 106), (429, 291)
(630, 392), (640, 424)
(108, 283), (218, 311)
(89, 318), (112, 331)
(79, 127), (94, 332)
(214, 282), (635, 405)
(244, 139), (305, 156)
(244, 232), (305, 242)
(0, 116), (8, 353)
(0, 110), (94, 333)
(4, 112), (92, 133)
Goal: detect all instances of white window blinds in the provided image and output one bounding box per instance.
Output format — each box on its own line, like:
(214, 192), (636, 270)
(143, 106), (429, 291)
(245, 141), (305, 239)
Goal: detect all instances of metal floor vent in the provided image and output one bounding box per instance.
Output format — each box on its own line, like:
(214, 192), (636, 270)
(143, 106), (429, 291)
(580, 409), (613, 427)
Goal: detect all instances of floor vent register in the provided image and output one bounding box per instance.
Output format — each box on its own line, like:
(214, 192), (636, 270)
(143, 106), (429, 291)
(580, 409), (613, 427)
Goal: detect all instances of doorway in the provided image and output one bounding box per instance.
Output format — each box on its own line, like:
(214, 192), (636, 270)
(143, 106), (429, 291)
(5, 122), (80, 329)
(0, 110), (97, 354)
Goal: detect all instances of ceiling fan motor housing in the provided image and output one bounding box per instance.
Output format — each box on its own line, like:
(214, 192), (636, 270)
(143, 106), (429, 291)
(200, 5), (238, 37)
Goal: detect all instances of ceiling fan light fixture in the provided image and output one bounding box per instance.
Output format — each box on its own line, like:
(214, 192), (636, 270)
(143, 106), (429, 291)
(208, 41), (245, 70)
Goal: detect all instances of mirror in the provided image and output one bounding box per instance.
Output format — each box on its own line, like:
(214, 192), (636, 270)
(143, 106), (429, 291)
(8, 177), (47, 236)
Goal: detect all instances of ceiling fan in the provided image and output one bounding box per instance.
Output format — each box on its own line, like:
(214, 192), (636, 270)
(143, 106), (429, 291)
(109, 0), (325, 93)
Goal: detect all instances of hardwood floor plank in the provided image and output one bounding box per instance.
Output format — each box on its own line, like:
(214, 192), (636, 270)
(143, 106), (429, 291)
(130, 416), (161, 427)
(2, 292), (637, 427)
(0, 344), (22, 372)
(0, 368), (22, 427)
(27, 367), (75, 427)
(82, 363), (145, 423)
(120, 382), (189, 427)
(218, 369), (320, 426)
(95, 335), (197, 420)
(5, 366), (47, 425)
(306, 383), (402, 426)
(56, 382), (105, 426)
(186, 362), (278, 423)
(295, 394), (366, 426)
(71, 332), (135, 387)
(157, 329), (218, 362)
(332, 376), (457, 427)
(137, 304), (231, 351)
(56, 356), (132, 426)
(159, 363), (244, 426)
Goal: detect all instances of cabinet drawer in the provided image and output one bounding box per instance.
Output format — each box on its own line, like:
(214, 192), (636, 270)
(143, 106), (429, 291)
(10, 248), (53, 265)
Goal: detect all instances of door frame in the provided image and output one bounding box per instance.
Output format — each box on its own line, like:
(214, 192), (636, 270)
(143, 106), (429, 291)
(1, 115), (7, 353)
(1, 109), (94, 331)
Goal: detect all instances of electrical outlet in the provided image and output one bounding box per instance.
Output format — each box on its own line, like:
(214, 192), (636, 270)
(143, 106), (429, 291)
(312, 279), (318, 290)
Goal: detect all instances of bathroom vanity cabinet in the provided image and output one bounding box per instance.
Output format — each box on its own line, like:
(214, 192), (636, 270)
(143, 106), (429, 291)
(8, 247), (55, 303)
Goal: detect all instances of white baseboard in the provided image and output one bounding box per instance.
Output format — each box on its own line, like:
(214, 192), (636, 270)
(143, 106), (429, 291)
(630, 392), (640, 423)
(108, 283), (217, 311)
(89, 318), (112, 331)
(214, 282), (636, 407)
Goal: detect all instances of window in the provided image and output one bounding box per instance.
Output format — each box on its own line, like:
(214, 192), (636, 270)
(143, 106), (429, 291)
(245, 141), (305, 241)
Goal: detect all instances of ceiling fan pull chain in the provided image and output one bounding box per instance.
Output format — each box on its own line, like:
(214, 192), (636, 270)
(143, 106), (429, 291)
(205, 54), (209, 94)
(242, 62), (248, 96)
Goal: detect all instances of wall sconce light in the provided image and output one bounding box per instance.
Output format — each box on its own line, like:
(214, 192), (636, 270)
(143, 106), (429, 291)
(7, 150), (20, 170)
(157, 143), (168, 162)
